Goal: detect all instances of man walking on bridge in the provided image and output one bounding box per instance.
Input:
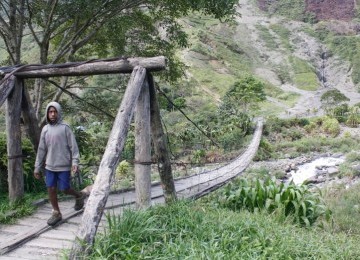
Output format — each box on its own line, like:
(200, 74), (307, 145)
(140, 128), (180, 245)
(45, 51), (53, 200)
(34, 101), (85, 226)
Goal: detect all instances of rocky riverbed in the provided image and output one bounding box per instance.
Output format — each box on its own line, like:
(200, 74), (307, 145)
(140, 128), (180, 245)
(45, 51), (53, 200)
(248, 151), (360, 190)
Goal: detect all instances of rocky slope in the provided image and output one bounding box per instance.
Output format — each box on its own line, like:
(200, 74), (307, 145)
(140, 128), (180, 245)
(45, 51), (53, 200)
(258, 0), (356, 21)
(235, 0), (360, 118)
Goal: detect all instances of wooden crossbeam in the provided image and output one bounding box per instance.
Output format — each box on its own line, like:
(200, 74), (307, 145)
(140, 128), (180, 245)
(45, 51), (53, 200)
(0, 56), (166, 78)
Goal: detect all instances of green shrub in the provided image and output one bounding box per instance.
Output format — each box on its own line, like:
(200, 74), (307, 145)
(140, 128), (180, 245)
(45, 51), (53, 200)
(254, 138), (274, 161)
(116, 160), (130, 177)
(219, 177), (331, 226)
(285, 128), (303, 141)
(322, 117), (340, 137)
(191, 149), (206, 165)
(345, 106), (360, 127)
(346, 151), (360, 163)
(304, 121), (316, 133)
(332, 104), (349, 123)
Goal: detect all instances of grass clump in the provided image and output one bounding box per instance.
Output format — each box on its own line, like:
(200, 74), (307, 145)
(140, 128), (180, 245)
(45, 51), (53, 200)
(289, 56), (319, 91)
(0, 193), (45, 224)
(324, 182), (360, 235)
(255, 24), (278, 50)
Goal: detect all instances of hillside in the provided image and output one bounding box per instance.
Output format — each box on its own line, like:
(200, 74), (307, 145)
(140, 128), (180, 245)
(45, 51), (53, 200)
(174, 0), (360, 123)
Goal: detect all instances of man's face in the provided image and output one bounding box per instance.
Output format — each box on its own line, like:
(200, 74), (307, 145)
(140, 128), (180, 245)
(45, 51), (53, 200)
(48, 106), (58, 123)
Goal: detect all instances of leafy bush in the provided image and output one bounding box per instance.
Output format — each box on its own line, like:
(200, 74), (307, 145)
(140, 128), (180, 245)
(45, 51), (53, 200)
(219, 177), (331, 226)
(254, 138), (274, 161)
(322, 117), (340, 137)
(304, 121), (316, 133)
(345, 106), (360, 127)
(191, 149), (206, 165)
(332, 103), (349, 123)
(264, 117), (310, 136)
(321, 89), (349, 115)
(116, 160), (130, 177)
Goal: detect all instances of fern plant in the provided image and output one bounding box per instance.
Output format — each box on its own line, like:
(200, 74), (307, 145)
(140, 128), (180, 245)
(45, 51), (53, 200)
(219, 177), (331, 227)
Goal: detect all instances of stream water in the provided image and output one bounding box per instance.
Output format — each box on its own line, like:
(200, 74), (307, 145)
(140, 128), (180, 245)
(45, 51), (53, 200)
(290, 156), (345, 185)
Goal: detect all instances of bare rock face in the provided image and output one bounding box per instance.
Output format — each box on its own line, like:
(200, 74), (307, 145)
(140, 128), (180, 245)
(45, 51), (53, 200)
(257, 0), (277, 11)
(306, 0), (355, 21)
(257, 0), (356, 21)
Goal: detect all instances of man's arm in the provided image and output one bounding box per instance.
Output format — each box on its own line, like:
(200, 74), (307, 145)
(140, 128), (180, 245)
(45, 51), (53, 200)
(34, 127), (47, 179)
(66, 126), (80, 174)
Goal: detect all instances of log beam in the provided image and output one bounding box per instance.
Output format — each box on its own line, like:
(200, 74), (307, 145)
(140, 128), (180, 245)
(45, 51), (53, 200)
(3, 56), (166, 78)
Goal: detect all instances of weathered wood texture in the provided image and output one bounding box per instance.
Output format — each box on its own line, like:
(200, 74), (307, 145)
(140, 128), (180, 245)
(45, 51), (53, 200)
(0, 207), (83, 255)
(69, 66), (147, 258)
(5, 56), (166, 78)
(6, 78), (24, 201)
(135, 78), (151, 208)
(148, 73), (177, 202)
(0, 75), (16, 107)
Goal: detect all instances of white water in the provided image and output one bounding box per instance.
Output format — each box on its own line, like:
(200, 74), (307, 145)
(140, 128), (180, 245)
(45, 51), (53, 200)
(290, 157), (345, 185)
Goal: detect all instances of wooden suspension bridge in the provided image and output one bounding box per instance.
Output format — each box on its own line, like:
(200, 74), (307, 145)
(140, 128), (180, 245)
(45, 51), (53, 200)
(0, 119), (262, 259)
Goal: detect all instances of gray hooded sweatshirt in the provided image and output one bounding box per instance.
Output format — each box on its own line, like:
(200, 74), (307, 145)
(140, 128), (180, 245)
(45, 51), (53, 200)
(34, 102), (80, 172)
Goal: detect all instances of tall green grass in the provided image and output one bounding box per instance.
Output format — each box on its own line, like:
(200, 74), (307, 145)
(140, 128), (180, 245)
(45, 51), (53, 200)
(87, 200), (360, 259)
(324, 182), (360, 235)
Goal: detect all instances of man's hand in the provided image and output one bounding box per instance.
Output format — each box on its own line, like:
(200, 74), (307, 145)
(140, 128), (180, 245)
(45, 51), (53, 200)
(34, 171), (41, 179)
(72, 165), (78, 176)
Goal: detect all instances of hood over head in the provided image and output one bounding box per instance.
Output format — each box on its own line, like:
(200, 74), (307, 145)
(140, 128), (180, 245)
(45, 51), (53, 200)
(46, 101), (62, 124)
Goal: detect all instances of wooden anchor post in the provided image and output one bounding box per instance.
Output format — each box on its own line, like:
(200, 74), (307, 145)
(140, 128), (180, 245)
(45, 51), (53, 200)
(135, 76), (152, 208)
(69, 66), (147, 258)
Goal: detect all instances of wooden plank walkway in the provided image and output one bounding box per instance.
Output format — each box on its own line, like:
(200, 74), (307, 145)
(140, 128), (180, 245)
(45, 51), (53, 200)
(0, 120), (262, 259)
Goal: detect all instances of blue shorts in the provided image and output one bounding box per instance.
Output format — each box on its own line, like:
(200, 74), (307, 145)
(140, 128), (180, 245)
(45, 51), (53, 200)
(45, 169), (71, 191)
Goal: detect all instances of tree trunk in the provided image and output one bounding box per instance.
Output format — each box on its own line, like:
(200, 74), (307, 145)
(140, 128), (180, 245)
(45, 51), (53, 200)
(135, 76), (151, 208)
(6, 78), (24, 202)
(148, 73), (177, 203)
(21, 85), (41, 152)
(69, 66), (147, 259)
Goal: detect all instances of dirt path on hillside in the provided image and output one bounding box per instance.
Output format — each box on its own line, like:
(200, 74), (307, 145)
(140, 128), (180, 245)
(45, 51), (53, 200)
(236, 0), (360, 118)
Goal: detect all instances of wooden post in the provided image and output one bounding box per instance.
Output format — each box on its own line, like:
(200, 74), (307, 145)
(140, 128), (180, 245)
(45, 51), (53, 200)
(6, 78), (24, 202)
(148, 73), (177, 203)
(69, 66), (147, 259)
(134, 76), (151, 208)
